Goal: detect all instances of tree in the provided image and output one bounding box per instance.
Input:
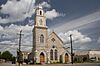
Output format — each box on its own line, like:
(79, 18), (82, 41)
(12, 56), (16, 61)
(1, 51), (13, 61)
(0, 51), (1, 59)
(11, 56), (16, 64)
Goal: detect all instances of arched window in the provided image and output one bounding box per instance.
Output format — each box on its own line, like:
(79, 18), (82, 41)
(55, 49), (58, 60)
(50, 49), (53, 60)
(40, 11), (42, 15)
(40, 34), (44, 43)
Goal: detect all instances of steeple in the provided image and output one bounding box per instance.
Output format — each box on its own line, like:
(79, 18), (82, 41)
(34, 6), (47, 28)
(35, 6), (44, 16)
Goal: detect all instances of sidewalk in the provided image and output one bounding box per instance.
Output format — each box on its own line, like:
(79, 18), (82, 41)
(22, 63), (100, 66)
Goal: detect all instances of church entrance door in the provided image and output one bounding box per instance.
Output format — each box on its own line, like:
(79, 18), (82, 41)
(65, 53), (69, 63)
(40, 52), (45, 63)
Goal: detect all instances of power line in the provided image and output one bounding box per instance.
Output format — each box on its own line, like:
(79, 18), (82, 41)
(0, 43), (32, 51)
(0, 43), (18, 45)
(0, 44), (32, 47)
(27, 0), (34, 13)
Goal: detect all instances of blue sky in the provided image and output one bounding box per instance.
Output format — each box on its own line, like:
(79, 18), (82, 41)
(0, 0), (100, 55)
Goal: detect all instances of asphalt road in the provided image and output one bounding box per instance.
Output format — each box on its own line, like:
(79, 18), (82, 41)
(0, 62), (16, 66)
(0, 63), (100, 66)
(55, 63), (100, 66)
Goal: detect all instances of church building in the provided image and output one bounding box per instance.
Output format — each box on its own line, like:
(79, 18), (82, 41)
(32, 6), (71, 63)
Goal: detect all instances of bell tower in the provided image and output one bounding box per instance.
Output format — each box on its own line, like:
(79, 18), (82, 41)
(34, 6), (47, 28)
(32, 6), (48, 53)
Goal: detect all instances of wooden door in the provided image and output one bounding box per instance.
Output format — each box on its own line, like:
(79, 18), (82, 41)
(65, 53), (69, 63)
(40, 52), (45, 63)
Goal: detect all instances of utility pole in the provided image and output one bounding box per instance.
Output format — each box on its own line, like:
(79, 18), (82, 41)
(17, 30), (24, 66)
(70, 34), (73, 64)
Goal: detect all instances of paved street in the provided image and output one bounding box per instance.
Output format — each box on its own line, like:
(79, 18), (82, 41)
(0, 63), (100, 66)
(52, 63), (100, 66)
(0, 62), (16, 66)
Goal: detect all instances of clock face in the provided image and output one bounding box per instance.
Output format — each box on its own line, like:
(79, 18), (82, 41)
(39, 19), (42, 25)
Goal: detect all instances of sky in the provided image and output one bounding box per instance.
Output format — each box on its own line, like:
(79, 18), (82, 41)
(0, 0), (100, 56)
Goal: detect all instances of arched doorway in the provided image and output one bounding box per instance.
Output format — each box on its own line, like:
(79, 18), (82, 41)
(65, 53), (69, 63)
(40, 52), (45, 63)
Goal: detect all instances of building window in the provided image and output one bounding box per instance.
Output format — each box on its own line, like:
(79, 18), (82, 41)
(40, 11), (42, 15)
(51, 38), (55, 42)
(40, 34), (44, 43)
(55, 49), (58, 60)
(50, 49), (53, 60)
(52, 45), (55, 48)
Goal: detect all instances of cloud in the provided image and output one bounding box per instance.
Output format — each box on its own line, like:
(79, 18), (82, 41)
(53, 10), (100, 32)
(45, 9), (65, 20)
(39, 2), (51, 8)
(0, 0), (35, 23)
(0, 0), (63, 23)
(0, 25), (3, 30)
(0, 24), (33, 40)
(0, 24), (34, 54)
(0, 41), (15, 44)
(97, 37), (100, 43)
(58, 30), (92, 45)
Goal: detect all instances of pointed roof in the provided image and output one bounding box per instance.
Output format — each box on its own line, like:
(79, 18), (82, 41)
(49, 31), (64, 44)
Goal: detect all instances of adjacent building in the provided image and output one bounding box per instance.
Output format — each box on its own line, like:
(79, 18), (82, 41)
(74, 50), (100, 62)
(89, 51), (100, 61)
(21, 51), (30, 60)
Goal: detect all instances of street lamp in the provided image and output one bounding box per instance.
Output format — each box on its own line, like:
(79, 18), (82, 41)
(70, 34), (73, 64)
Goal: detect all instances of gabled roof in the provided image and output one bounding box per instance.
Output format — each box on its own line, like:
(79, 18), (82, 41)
(48, 31), (63, 44)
